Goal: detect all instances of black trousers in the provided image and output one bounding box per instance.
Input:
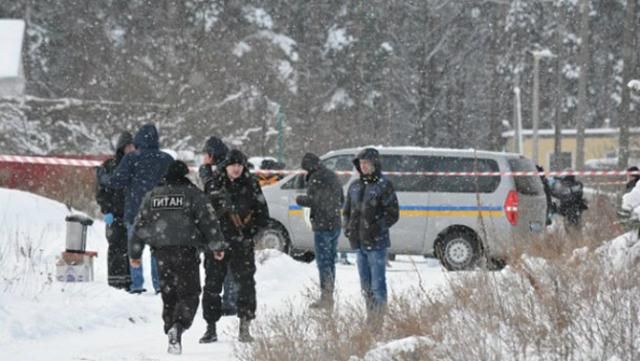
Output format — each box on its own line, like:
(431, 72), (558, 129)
(105, 219), (131, 290)
(154, 246), (202, 334)
(202, 241), (256, 323)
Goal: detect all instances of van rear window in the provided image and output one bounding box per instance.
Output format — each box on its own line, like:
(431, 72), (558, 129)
(508, 158), (543, 195)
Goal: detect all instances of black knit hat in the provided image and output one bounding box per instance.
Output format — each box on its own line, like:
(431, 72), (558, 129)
(202, 136), (229, 165)
(164, 160), (190, 181)
(222, 149), (247, 168)
(115, 131), (133, 152)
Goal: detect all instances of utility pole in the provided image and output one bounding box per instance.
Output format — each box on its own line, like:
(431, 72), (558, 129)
(575, 0), (590, 169)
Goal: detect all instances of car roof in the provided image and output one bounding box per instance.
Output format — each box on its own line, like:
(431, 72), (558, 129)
(321, 146), (522, 160)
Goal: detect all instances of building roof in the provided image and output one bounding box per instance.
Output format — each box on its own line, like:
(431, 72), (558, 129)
(0, 19), (25, 78)
(502, 127), (640, 138)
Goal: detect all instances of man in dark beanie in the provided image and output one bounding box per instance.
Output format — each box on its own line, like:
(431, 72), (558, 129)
(197, 136), (240, 342)
(200, 149), (269, 343)
(95, 131), (135, 290)
(343, 148), (399, 327)
(130, 160), (226, 355)
(295, 152), (344, 310)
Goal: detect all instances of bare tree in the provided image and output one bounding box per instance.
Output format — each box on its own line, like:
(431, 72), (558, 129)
(618, 0), (637, 169)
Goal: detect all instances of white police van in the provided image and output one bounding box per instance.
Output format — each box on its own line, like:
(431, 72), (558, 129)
(257, 147), (546, 270)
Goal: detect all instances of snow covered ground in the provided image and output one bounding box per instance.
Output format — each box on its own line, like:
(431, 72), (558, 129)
(0, 187), (446, 361)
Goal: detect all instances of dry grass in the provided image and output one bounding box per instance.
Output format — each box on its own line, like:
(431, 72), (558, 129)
(237, 205), (639, 361)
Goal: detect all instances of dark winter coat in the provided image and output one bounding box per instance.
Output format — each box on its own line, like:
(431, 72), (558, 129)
(295, 153), (344, 231)
(207, 150), (270, 245)
(129, 161), (226, 259)
(98, 124), (174, 224)
(95, 131), (133, 218)
(551, 176), (588, 226)
(96, 157), (126, 219)
(343, 148), (399, 250)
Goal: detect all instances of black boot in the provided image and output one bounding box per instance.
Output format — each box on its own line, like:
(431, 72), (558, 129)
(238, 318), (254, 343)
(199, 323), (217, 343)
(167, 323), (182, 355)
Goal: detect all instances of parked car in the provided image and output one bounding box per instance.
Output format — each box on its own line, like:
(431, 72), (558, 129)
(256, 147), (547, 270)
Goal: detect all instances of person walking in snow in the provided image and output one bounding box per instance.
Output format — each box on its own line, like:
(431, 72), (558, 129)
(199, 149), (269, 343)
(97, 123), (174, 294)
(95, 131), (135, 290)
(343, 148), (399, 326)
(295, 152), (344, 310)
(130, 160), (226, 355)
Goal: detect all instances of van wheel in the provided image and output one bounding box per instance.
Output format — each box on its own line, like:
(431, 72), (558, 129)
(255, 222), (290, 253)
(438, 230), (481, 271)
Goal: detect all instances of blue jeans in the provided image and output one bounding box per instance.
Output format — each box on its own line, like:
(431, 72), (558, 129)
(314, 228), (340, 293)
(356, 247), (388, 310)
(127, 223), (160, 292)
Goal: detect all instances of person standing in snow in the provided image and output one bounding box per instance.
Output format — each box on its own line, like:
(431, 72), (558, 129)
(197, 137), (240, 343)
(199, 149), (269, 343)
(550, 173), (588, 232)
(295, 152), (344, 310)
(625, 166), (640, 194)
(130, 160), (226, 355)
(97, 123), (174, 294)
(343, 148), (399, 325)
(95, 131), (135, 290)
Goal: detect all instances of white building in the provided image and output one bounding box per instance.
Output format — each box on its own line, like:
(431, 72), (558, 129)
(0, 19), (26, 98)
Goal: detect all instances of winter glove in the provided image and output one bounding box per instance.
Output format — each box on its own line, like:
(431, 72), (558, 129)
(103, 213), (114, 225)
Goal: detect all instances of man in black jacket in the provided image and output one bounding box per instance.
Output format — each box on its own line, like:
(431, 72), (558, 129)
(295, 152), (344, 310)
(130, 160), (226, 355)
(95, 131), (135, 290)
(343, 148), (399, 324)
(200, 149), (269, 343)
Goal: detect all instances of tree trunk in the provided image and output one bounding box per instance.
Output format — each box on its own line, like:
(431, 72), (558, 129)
(618, 0), (637, 169)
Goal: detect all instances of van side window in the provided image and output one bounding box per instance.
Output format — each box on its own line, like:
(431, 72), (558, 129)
(322, 155), (354, 185)
(379, 155), (431, 192)
(378, 155), (499, 193)
(427, 157), (500, 193)
(281, 154), (354, 189)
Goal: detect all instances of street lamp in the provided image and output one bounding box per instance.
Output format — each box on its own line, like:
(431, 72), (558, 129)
(529, 49), (555, 164)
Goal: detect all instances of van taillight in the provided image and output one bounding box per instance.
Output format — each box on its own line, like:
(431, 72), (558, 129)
(504, 190), (519, 225)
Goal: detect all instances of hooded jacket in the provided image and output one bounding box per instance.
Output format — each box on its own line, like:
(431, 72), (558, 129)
(130, 161), (226, 259)
(98, 124), (174, 224)
(343, 148), (399, 250)
(295, 153), (344, 231)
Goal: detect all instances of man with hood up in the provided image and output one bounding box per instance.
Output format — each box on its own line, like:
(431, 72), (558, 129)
(200, 149), (269, 343)
(343, 148), (399, 325)
(130, 160), (226, 355)
(295, 152), (344, 310)
(95, 131), (135, 290)
(97, 123), (174, 294)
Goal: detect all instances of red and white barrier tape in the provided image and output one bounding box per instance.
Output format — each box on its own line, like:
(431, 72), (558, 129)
(1, 154), (639, 178)
(0, 154), (102, 167)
